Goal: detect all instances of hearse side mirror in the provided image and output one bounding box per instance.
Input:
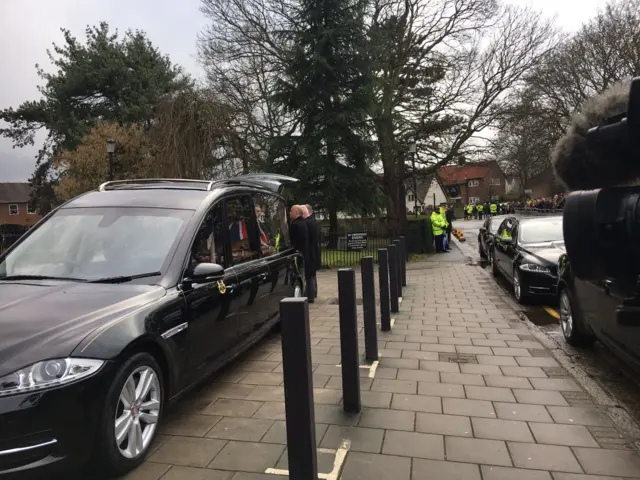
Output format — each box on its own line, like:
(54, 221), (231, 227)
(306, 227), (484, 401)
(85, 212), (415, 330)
(185, 263), (225, 284)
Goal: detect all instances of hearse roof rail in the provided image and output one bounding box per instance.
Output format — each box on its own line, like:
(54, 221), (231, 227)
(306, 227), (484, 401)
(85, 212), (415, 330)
(98, 179), (214, 191)
(98, 174), (299, 194)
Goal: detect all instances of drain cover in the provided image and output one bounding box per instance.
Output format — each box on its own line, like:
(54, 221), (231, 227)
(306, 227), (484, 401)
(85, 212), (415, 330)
(439, 353), (478, 364)
(529, 349), (552, 357)
(518, 335), (536, 341)
(542, 366), (570, 378)
(562, 391), (594, 406)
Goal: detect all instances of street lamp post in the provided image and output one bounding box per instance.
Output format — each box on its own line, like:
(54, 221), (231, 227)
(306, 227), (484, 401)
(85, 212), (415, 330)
(106, 137), (116, 181)
(408, 143), (417, 216)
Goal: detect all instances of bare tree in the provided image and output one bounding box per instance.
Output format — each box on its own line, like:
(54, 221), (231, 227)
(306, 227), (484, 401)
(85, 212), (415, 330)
(198, 0), (297, 172)
(491, 89), (555, 197)
(198, 0), (558, 236)
(368, 0), (558, 234)
(430, 5), (559, 164)
(367, 0), (495, 233)
(529, 0), (640, 128)
(490, 0), (640, 199)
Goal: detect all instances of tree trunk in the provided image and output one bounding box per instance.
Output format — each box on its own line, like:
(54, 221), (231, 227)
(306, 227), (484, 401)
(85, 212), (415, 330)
(397, 154), (408, 235)
(383, 167), (400, 238)
(328, 206), (339, 249)
(375, 116), (401, 239)
(326, 120), (339, 249)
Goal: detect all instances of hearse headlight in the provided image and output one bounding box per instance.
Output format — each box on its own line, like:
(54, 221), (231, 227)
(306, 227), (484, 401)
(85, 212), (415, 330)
(520, 263), (552, 275)
(0, 358), (104, 397)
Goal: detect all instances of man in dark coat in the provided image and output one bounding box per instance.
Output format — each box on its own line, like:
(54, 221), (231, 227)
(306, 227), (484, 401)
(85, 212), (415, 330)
(445, 204), (455, 250)
(289, 205), (310, 297)
(304, 204), (320, 301)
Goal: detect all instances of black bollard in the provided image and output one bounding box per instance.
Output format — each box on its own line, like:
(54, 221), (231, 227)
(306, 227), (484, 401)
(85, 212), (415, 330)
(393, 239), (403, 298)
(338, 268), (361, 413)
(378, 248), (391, 332)
(360, 256), (378, 361)
(279, 298), (318, 480)
(399, 236), (407, 287)
(388, 244), (399, 313)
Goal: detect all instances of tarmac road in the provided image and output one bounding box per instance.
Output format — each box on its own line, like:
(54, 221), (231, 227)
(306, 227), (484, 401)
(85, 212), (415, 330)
(455, 216), (640, 430)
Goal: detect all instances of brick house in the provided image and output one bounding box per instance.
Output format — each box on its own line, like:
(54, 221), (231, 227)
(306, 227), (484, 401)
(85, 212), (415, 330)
(438, 161), (506, 206)
(0, 182), (40, 227)
(503, 167), (566, 199)
(527, 167), (565, 198)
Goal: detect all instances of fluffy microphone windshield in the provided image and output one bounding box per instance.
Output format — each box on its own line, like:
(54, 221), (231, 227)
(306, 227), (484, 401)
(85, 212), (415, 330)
(552, 81), (636, 191)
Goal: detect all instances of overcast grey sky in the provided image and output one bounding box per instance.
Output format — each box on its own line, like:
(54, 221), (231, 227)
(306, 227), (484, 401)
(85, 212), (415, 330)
(0, 0), (605, 181)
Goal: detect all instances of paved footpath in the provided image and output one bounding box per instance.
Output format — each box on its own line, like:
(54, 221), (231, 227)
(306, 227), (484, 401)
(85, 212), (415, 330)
(123, 244), (640, 480)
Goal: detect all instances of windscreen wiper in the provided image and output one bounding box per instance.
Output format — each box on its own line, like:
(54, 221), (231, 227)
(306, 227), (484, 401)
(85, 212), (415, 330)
(89, 272), (162, 284)
(0, 275), (86, 282)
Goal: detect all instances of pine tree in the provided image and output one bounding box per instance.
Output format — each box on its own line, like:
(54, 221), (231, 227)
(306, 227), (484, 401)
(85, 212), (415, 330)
(272, 0), (383, 236)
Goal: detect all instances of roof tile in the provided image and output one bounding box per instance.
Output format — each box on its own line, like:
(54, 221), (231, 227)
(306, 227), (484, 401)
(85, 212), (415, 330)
(439, 165), (489, 185)
(0, 182), (31, 203)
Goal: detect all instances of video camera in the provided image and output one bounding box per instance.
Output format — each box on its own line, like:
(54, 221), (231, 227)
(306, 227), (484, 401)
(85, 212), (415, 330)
(564, 77), (640, 281)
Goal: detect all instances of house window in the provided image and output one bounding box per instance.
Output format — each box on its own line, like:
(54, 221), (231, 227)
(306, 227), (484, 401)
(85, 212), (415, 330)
(9, 204), (18, 215)
(468, 179), (480, 187)
(27, 204), (37, 214)
(490, 178), (501, 185)
(469, 196), (480, 204)
(408, 194), (415, 202)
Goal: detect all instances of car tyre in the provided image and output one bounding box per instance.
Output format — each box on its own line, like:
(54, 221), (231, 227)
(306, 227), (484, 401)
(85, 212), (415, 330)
(478, 236), (486, 259)
(96, 352), (164, 477)
(559, 287), (595, 347)
(513, 268), (528, 304)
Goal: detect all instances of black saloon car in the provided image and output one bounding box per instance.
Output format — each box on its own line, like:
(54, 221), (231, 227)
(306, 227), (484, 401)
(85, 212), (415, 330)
(0, 175), (303, 478)
(491, 215), (565, 303)
(557, 255), (640, 370)
(478, 215), (506, 260)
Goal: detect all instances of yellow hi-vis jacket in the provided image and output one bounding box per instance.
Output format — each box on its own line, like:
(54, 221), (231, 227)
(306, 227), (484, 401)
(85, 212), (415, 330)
(439, 207), (449, 228)
(430, 211), (446, 236)
(490, 203), (497, 214)
(467, 205), (473, 214)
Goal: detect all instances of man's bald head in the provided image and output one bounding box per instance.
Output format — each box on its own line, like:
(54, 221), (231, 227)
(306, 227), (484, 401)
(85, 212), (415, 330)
(300, 205), (309, 217)
(304, 204), (313, 214)
(289, 204), (303, 220)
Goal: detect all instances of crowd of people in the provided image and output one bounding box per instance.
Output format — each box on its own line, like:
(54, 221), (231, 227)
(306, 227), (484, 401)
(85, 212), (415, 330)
(427, 193), (567, 253)
(289, 204), (321, 303)
(463, 200), (516, 220)
(524, 193), (566, 210)
(462, 193), (566, 220)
